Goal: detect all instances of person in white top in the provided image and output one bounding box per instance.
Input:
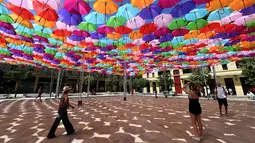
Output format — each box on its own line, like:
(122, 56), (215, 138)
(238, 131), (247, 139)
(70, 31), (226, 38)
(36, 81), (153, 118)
(216, 83), (228, 116)
(247, 90), (254, 99)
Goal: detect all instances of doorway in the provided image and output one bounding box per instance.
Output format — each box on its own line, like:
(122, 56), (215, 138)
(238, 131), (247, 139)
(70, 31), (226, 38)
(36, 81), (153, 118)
(173, 70), (182, 94)
(224, 78), (236, 95)
(240, 77), (248, 95)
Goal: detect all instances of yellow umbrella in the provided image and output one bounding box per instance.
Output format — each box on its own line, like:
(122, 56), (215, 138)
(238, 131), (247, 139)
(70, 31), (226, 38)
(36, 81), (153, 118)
(206, 0), (234, 11)
(93, 0), (118, 15)
(9, 14), (33, 28)
(131, 0), (154, 9)
(107, 32), (121, 40)
(34, 15), (56, 28)
(229, 0), (255, 11)
(129, 30), (143, 40)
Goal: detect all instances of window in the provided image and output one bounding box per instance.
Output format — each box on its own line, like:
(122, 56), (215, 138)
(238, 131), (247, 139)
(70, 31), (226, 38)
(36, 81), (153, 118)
(147, 73), (149, 78)
(152, 73), (154, 77)
(158, 71), (163, 76)
(183, 69), (192, 74)
(222, 64), (228, 70)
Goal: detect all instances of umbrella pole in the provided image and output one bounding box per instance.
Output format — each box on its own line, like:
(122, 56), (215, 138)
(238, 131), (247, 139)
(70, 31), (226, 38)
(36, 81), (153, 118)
(55, 70), (61, 98)
(123, 61), (127, 101)
(202, 67), (208, 96)
(87, 72), (90, 97)
(49, 69), (54, 99)
(212, 65), (217, 100)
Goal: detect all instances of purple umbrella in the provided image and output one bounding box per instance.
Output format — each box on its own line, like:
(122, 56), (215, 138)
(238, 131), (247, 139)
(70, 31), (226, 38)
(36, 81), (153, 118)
(0, 27), (16, 35)
(126, 16), (145, 29)
(90, 32), (106, 39)
(170, 0), (196, 18)
(154, 14), (173, 27)
(64, 0), (91, 15)
(159, 34), (173, 43)
(73, 30), (90, 37)
(18, 35), (34, 43)
(97, 25), (115, 34)
(241, 36), (255, 42)
(158, 0), (180, 8)
(33, 35), (49, 43)
(154, 27), (171, 37)
(69, 35), (85, 41)
(192, 0), (208, 4)
(240, 4), (255, 15)
(58, 8), (83, 26)
(143, 34), (156, 42)
(139, 4), (162, 20)
(0, 21), (14, 30)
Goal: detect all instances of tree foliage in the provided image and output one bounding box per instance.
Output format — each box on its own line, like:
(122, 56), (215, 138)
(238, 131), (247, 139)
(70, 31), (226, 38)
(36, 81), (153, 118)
(188, 68), (211, 86)
(240, 58), (255, 86)
(4, 66), (33, 83)
(106, 75), (120, 92)
(158, 71), (173, 91)
(83, 74), (96, 90)
(132, 78), (147, 92)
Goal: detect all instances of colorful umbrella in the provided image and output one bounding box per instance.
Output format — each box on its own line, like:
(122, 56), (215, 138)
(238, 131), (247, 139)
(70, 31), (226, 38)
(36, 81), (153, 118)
(126, 16), (145, 29)
(115, 26), (132, 34)
(229, 0), (255, 11)
(207, 7), (233, 22)
(131, 0), (154, 9)
(6, 3), (34, 20)
(58, 8), (83, 26)
(0, 14), (14, 24)
(168, 18), (188, 30)
(85, 12), (105, 24)
(154, 27), (171, 37)
(37, 0), (62, 10)
(0, 3), (9, 14)
(97, 25), (115, 34)
(9, 0), (33, 10)
(158, 0), (180, 8)
(93, 0), (118, 15)
(116, 4), (139, 19)
(184, 8), (209, 21)
(139, 23), (157, 35)
(106, 16), (126, 28)
(139, 4), (162, 20)
(78, 22), (97, 32)
(154, 14), (173, 28)
(186, 19), (208, 30)
(170, 0), (196, 18)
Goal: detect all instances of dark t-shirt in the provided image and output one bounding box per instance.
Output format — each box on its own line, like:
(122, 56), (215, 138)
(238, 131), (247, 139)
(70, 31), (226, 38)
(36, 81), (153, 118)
(59, 94), (70, 109)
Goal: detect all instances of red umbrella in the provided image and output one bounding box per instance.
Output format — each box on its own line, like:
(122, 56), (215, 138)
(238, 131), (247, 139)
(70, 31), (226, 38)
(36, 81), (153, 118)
(125, 43), (135, 48)
(172, 28), (189, 37)
(214, 24), (237, 33)
(200, 22), (220, 33)
(73, 30), (90, 37)
(32, 0), (53, 14)
(115, 26), (132, 34)
(6, 3), (34, 20)
(139, 23), (157, 35)
(38, 8), (59, 21)
(154, 27), (171, 37)
(97, 25), (115, 34)
(53, 29), (72, 37)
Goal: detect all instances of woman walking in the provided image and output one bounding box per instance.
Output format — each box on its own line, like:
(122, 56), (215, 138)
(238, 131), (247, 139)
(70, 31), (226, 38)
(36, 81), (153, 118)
(47, 86), (75, 139)
(182, 82), (203, 142)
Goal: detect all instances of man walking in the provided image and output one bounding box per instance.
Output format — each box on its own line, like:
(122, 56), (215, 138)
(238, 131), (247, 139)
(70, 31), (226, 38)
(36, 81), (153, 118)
(216, 83), (228, 116)
(34, 87), (43, 102)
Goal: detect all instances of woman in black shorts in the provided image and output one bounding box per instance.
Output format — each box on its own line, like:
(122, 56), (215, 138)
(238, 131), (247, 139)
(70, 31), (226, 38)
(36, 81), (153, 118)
(182, 82), (203, 142)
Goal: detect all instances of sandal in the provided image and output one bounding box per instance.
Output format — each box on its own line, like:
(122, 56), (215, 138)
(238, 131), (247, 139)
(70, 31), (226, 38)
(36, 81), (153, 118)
(192, 137), (201, 142)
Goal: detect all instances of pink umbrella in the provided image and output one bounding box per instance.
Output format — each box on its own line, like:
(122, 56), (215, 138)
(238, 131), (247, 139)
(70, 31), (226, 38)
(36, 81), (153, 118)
(149, 40), (160, 47)
(158, 0), (180, 8)
(192, 0), (208, 4)
(97, 25), (115, 34)
(9, 0), (33, 10)
(221, 11), (243, 25)
(154, 14), (173, 27)
(234, 14), (255, 26)
(56, 21), (78, 31)
(132, 38), (145, 45)
(66, 38), (79, 45)
(126, 16), (145, 29)
(64, 0), (91, 15)
(38, 0), (62, 10)
(73, 30), (90, 37)
(154, 27), (171, 37)
(172, 28), (189, 37)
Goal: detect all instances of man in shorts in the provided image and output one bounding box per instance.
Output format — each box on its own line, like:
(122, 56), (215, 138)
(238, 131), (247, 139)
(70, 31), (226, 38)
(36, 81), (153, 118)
(216, 83), (228, 116)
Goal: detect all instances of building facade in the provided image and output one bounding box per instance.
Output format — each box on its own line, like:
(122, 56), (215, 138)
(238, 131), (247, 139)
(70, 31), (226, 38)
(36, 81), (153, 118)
(142, 62), (248, 96)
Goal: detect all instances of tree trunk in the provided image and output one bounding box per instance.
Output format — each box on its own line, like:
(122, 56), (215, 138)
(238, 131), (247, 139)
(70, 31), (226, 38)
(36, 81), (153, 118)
(14, 81), (19, 98)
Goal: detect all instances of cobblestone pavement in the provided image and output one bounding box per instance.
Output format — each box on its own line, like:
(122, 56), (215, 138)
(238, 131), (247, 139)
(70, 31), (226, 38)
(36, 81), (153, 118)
(0, 96), (254, 143)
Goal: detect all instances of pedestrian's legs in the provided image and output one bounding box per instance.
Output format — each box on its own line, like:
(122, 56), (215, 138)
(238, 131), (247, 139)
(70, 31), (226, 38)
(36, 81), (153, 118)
(61, 110), (74, 134)
(47, 116), (61, 138)
(219, 105), (223, 116)
(196, 114), (203, 138)
(190, 113), (199, 137)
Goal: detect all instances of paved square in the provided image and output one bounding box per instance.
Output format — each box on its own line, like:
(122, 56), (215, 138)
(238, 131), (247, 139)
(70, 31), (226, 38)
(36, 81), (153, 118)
(0, 96), (254, 143)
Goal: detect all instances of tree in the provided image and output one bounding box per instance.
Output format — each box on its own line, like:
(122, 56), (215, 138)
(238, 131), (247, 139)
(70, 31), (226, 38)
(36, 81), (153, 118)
(240, 58), (255, 86)
(83, 74), (96, 91)
(158, 71), (173, 92)
(106, 75), (119, 92)
(188, 68), (211, 86)
(132, 78), (147, 92)
(4, 66), (33, 97)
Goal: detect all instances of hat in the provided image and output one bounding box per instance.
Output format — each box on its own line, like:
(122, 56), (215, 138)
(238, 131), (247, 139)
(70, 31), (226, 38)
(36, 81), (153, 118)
(63, 86), (71, 92)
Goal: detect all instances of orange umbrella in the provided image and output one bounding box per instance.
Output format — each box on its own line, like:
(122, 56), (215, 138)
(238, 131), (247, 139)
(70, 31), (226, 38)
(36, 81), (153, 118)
(229, 0), (255, 11)
(93, 0), (118, 15)
(184, 30), (200, 39)
(206, 0), (234, 11)
(34, 15), (56, 28)
(129, 30), (143, 40)
(131, 0), (154, 8)
(198, 31), (215, 39)
(107, 32), (121, 40)
(10, 14), (33, 28)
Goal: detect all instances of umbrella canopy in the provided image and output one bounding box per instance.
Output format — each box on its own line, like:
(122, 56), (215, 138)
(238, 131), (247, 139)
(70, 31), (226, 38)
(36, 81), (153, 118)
(229, 0), (255, 11)
(207, 7), (233, 21)
(93, 0), (118, 15)
(107, 16), (126, 28)
(170, 0), (196, 18)
(140, 23), (157, 35)
(158, 0), (180, 8)
(6, 3), (34, 20)
(139, 4), (162, 20)
(126, 16), (145, 29)
(186, 19), (208, 30)
(58, 8), (83, 26)
(97, 25), (115, 34)
(64, 0), (91, 15)
(116, 4), (139, 19)
(85, 12), (105, 25)
(78, 22), (97, 32)
(154, 14), (173, 28)
(184, 8), (209, 21)
(168, 18), (188, 30)
(131, 0), (154, 9)
(115, 26), (132, 34)
(154, 27), (171, 37)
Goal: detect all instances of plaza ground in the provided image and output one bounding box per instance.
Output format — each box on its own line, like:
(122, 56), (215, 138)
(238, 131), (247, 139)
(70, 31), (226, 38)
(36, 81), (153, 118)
(0, 96), (254, 143)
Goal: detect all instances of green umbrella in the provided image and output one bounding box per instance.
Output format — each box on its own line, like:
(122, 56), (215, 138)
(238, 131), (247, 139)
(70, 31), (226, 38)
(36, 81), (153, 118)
(186, 19), (208, 30)
(106, 16), (126, 28)
(16, 31), (33, 38)
(246, 20), (255, 28)
(159, 42), (172, 48)
(113, 41), (124, 46)
(94, 42), (107, 47)
(168, 18), (188, 30)
(0, 14), (14, 23)
(35, 31), (51, 38)
(78, 22), (97, 32)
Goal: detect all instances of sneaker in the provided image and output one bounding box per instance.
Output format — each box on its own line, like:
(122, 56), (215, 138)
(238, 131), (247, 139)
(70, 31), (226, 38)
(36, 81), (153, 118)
(47, 135), (56, 139)
(192, 137), (201, 142)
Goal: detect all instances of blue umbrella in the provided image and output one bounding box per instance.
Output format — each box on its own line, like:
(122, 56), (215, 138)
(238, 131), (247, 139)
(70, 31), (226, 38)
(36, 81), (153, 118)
(117, 4), (140, 19)
(99, 38), (114, 44)
(85, 12), (105, 24)
(170, 0), (196, 18)
(58, 8), (83, 26)
(207, 7), (233, 22)
(33, 24), (52, 34)
(240, 4), (255, 15)
(159, 34), (173, 43)
(171, 36), (184, 45)
(143, 34), (156, 42)
(69, 35), (85, 41)
(119, 37), (133, 43)
(184, 8), (209, 21)
(0, 3), (9, 14)
(184, 38), (199, 44)
(90, 32), (106, 39)
(139, 4), (162, 20)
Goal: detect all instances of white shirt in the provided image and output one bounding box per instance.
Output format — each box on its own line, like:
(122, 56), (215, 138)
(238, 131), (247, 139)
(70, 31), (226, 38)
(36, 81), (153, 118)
(216, 87), (226, 99)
